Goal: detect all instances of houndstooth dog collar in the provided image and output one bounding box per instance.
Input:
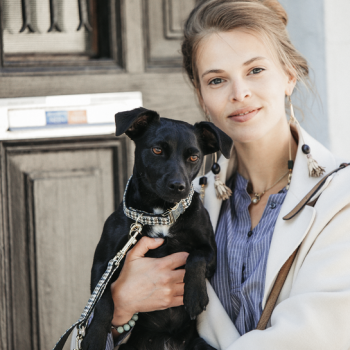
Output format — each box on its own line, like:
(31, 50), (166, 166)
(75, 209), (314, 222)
(123, 175), (195, 226)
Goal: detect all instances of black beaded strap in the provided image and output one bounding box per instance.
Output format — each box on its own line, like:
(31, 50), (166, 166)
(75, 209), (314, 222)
(123, 176), (194, 226)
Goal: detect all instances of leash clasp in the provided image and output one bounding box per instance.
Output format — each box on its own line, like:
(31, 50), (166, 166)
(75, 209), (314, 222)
(73, 324), (85, 350)
(128, 214), (143, 238)
(113, 214), (144, 264)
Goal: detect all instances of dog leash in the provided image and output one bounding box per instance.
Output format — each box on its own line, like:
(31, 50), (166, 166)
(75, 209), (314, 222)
(53, 176), (195, 350)
(52, 220), (143, 350)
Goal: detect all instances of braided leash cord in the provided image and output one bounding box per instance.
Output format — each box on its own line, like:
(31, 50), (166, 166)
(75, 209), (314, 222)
(52, 223), (143, 350)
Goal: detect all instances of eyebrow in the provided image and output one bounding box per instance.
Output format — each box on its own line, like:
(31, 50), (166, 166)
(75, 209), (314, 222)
(201, 69), (225, 79)
(243, 56), (267, 66)
(201, 57), (267, 79)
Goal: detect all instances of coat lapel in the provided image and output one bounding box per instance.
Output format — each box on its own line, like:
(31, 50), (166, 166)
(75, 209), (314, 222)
(262, 127), (337, 305)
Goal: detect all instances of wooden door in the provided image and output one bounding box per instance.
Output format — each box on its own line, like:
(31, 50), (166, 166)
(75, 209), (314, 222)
(1, 136), (130, 349)
(0, 1), (202, 349)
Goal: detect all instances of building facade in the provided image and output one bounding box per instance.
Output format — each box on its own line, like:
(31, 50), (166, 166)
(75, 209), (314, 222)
(0, 1), (348, 349)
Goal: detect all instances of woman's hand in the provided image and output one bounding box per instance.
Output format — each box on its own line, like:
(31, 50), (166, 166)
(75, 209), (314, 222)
(110, 236), (189, 327)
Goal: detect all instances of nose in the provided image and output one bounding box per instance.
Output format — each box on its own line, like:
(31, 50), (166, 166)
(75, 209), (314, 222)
(229, 79), (251, 102)
(168, 181), (186, 193)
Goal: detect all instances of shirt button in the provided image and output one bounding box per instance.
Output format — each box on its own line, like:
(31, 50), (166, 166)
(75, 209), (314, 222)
(270, 202), (277, 209)
(248, 230), (253, 237)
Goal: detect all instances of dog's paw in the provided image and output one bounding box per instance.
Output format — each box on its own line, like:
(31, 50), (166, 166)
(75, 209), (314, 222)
(183, 282), (209, 320)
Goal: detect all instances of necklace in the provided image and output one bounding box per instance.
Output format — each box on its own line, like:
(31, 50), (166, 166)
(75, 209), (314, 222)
(250, 170), (290, 204)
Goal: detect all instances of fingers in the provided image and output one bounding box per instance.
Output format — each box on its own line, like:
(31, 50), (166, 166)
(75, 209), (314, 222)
(173, 282), (185, 297)
(170, 269), (186, 284)
(167, 295), (184, 308)
(163, 252), (189, 270)
(127, 236), (164, 260)
(127, 238), (188, 271)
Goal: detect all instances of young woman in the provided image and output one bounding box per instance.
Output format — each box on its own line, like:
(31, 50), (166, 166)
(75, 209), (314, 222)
(84, 1), (350, 349)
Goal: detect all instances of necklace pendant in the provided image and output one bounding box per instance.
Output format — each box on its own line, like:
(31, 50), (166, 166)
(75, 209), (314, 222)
(251, 194), (261, 204)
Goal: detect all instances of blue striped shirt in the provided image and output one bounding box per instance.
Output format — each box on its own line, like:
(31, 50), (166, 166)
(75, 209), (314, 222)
(211, 173), (287, 335)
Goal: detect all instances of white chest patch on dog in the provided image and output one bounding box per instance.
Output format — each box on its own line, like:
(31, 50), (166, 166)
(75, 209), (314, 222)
(148, 208), (171, 238)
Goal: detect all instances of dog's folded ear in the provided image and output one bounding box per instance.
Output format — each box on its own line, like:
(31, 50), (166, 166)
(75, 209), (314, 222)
(194, 122), (233, 159)
(115, 107), (160, 139)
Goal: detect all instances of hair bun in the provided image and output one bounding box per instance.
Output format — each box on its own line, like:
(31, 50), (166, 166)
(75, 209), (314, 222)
(260, 0), (288, 26)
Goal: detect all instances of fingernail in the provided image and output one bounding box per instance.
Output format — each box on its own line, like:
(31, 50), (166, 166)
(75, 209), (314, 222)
(154, 238), (164, 242)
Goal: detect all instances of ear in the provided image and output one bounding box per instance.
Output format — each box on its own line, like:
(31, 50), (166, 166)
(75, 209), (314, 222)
(194, 122), (233, 159)
(115, 107), (160, 139)
(285, 71), (297, 96)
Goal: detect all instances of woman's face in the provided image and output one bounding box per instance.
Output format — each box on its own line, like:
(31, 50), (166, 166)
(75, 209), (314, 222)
(196, 30), (296, 143)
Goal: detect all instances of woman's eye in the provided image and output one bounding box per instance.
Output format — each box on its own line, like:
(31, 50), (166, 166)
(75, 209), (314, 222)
(189, 155), (199, 162)
(152, 147), (162, 155)
(209, 78), (223, 85)
(249, 68), (265, 75)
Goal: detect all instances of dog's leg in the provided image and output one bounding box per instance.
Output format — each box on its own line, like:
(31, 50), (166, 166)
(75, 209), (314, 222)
(186, 337), (217, 350)
(183, 248), (212, 320)
(81, 286), (114, 350)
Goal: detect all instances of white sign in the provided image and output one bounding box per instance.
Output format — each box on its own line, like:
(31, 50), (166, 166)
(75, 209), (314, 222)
(0, 92), (143, 140)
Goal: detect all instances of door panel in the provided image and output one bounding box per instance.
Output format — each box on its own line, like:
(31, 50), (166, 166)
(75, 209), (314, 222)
(33, 168), (105, 349)
(3, 136), (128, 349)
(144, 0), (196, 67)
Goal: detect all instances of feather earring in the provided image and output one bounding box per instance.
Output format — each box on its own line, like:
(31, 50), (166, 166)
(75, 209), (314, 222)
(199, 155), (207, 203)
(212, 152), (232, 200)
(289, 96), (325, 177)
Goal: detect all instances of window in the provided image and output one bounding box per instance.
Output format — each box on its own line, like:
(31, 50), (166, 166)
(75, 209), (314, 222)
(0, 0), (123, 73)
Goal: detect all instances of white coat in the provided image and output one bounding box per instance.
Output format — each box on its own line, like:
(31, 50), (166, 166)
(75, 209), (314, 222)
(71, 128), (350, 350)
(194, 127), (350, 350)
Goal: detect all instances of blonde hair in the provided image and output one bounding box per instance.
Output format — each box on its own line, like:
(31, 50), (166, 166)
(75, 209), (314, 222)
(182, 0), (310, 91)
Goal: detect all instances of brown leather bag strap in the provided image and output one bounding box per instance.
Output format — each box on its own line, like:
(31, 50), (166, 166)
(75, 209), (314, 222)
(256, 196), (315, 331)
(256, 162), (349, 330)
(256, 246), (299, 330)
(283, 163), (349, 221)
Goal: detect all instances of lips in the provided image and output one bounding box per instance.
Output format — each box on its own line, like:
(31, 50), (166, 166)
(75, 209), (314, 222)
(228, 107), (262, 123)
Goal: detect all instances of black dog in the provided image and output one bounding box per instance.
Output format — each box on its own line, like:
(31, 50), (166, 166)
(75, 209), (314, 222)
(82, 108), (233, 350)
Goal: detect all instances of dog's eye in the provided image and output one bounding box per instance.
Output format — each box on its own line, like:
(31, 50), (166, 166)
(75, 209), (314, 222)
(189, 155), (199, 162)
(152, 147), (162, 155)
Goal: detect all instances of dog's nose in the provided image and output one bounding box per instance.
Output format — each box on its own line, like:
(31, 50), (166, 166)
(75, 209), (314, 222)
(168, 181), (186, 192)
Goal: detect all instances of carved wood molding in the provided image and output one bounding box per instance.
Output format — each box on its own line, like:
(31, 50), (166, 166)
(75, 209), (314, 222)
(163, 0), (183, 40)
(144, 0), (196, 69)
(48, 0), (62, 32)
(77, 0), (93, 32)
(20, 0), (93, 33)
(19, 0), (35, 33)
